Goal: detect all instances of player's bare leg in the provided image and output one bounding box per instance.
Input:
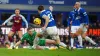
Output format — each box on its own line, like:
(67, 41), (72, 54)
(52, 35), (67, 48)
(76, 28), (83, 47)
(45, 39), (56, 44)
(34, 39), (64, 50)
(55, 35), (60, 46)
(58, 30), (69, 48)
(15, 30), (22, 48)
(12, 41), (22, 49)
(8, 31), (15, 49)
(18, 30), (23, 39)
(35, 45), (57, 50)
(35, 46), (44, 50)
(35, 45), (53, 50)
(8, 31), (15, 40)
(82, 31), (97, 47)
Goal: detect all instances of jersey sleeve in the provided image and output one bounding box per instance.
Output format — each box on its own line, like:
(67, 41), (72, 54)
(20, 15), (28, 28)
(67, 14), (71, 26)
(33, 37), (39, 49)
(33, 31), (37, 37)
(40, 13), (47, 18)
(81, 8), (89, 25)
(67, 12), (74, 26)
(3, 14), (15, 24)
(20, 34), (27, 43)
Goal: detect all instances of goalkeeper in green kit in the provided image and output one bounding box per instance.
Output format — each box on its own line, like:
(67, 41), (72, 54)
(13, 27), (59, 50)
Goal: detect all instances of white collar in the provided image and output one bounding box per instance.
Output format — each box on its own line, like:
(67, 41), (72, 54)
(78, 7), (81, 12)
(74, 8), (77, 11)
(41, 10), (45, 13)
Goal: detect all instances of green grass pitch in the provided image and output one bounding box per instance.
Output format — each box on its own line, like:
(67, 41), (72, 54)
(0, 48), (100, 56)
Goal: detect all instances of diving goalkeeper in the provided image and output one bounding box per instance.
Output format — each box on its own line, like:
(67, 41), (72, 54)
(13, 27), (60, 50)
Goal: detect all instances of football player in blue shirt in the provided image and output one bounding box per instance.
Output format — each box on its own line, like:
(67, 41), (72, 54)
(74, 2), (98, 47)
(37, 5), (67, 48)
(67, 5), (81, 50)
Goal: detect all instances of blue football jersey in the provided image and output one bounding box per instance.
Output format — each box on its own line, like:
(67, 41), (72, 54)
(40, 10), (56, 27)
(68, 11), (80, 26)
(74, 7), (89, 25)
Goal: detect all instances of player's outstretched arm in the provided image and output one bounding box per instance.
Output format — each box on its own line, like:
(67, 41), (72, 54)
(21, 15), (28, 28)
(49, 6), (53, 12)
(42, 16), (49, 30)
(14, 41), (22, 48)
(33, 36), (39, 49)
(2, 14), (14, 25)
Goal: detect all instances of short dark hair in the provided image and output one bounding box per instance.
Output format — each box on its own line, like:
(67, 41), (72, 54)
(27, 27), (33, 31)
(15, 8), (20, 10)
(38, 5), (44, 11)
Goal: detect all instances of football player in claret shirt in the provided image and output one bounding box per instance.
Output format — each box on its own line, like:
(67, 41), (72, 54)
(2, 8), (28, 48)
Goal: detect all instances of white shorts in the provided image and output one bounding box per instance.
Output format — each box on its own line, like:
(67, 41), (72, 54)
(46, 26), (59, 40)
(80, 23), (87, 32)
(39, 26), (59, 40)
(71, 26), (80, 33)
(46, 26), (58, 35)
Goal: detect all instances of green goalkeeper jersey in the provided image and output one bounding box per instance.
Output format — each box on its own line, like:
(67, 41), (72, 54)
(21, 31), (37, 46)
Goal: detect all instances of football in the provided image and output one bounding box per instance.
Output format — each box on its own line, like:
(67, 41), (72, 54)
(33, 18), (41, 25)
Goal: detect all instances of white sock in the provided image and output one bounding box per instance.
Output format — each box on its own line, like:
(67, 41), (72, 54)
(85, 36), (96, 45)
(71, 38), (74, 48)
(78, 35), (83, 47)
(10, 42), (14, 48)
(59, 42), (67, 47)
